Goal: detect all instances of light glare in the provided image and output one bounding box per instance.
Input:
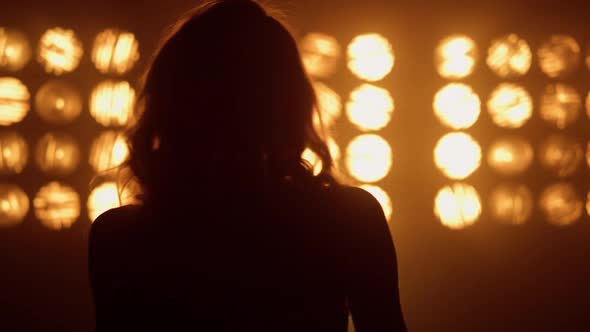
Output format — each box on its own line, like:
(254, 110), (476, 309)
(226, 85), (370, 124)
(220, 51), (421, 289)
(0, 77), (30, 125)
(487, 83), (533, 128)
(347, 33), (394, 81)
(38, 28), (83, 75)
(434, 183), (481, 230)
(433, 83), (480, 129)
(436, 35), (478, 79)
(434, 132), (481, 180)
(487, 34), (531, 78)
(33, 182), (81, 230)
(346, 134), (392, 183)
(346, 84), (394, 131)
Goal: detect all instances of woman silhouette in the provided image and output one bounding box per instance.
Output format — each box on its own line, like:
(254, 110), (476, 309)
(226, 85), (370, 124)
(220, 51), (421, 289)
(88, 1), (406, 331)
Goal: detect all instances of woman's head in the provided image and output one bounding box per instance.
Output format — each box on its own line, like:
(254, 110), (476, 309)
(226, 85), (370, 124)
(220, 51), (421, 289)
(127, 0), (335, 203)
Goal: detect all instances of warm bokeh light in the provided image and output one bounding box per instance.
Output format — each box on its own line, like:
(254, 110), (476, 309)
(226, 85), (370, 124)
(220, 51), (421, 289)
(35, 132), (80, 176)
(434, 183), (481, 230)
(87, 181), (135, 222)
(538, 35), (580, 78)
(347, 33), (394, 82)
(346, 84), (394, 131)
(489, 184), (533, 225)
(540, 182), (582, 226)
(435, 35), (478, 79)
(359, 185), (392, 221)
(0, 131), (28, 174)
(33, 182), (80, 230)
(301, 148), (322, 176)
(434, 132), (481, 180)
(540, 84), (581, 129)
(300, 33), (341, 79)
(487, 34), (531, 78)
(487, 136), (534, 176)
(433, 83), (480, 129)
(327, 137), (341, 164)
(35, 80), (82, 125)
(312, 82), (342, 133)
(37, 28), (83, 75)
(0, 77), (30, 126)
(345, 134), (392, 183)
(539, 135), (583, 178)
(0, 28), (32, 72)
(92, 29), (140, 75)
(90, 80), (135, 127)
(587, 192), (590, 218)
(487, 83), (533, 128)
(0, 184), (29, 227)
(89, 131), (129, 173)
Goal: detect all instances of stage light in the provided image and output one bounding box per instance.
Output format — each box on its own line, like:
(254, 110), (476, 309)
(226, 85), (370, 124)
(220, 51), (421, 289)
(346, 84), (394, 131)
(359, 184), (392, 221)
(434, 183), (481, 230)
(92, 29), (140, 75)
(434, 132), (481, 180)
(538, 35), (580, 79)
(539, 182), (582, 226)
(487, 136), (533, 176)
(0, 28), (32, 72)
(487, 83), (532, 128)
(35, 80), (82, 125)
(347, 33), (394, 82)
(312, 82), (342, 133)
(345, 134), (392, 183)
(300, 33), (341, 79)
(33, 182), (80, 230)
(90, 80), (135, 127)
(540, 84), (581, 129)
(301, 148), (322, 176)
(489, 184), (533, 225)
(435, 35), (477, 79)
(327, 137), (341, 163)
(35, 132), (80, 176)
(89, 131), (129, 173)
(433, 83), (480, 129)
(0, 184), (29, 227)
(539, 135), (583, 178)
(0, 131), (27, 174)
(487, 34), (531, 78)
(0, 77), (30, 125)
(87, 181), (135, 222)
(38, 28), (83, 75)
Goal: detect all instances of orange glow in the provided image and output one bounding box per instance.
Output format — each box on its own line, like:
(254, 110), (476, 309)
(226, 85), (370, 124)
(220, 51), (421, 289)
(433, 83), (480, 129)
(587, 142), (590, 169)
(487, 83), (533, 128)
(538, 35), (580, 78)
(0, 77), (30, 125)
(312, 82), (342, 133)
(92, 29), (140, 75)
(359, 185), (392, 221)
(0, 28), (32, 71)
(35, 132), (80, 176)
(33, 182), (80, 230)
(586, 192), (590, 218)
(434, 183), (481, 230)
(540, 84), (581, 129)
(489, 184), (533, 225)
(346, 134), (392, 183)
(301, 148), (323, 176)
(0, 184), (29, 227)
(87, 181), (136, 222)
(327, 137), (341, 164)
(347, 33), (394, 81)
(436, 35), (477, 79)
(487, 34), (531, 78)
(434, 132), (481, 180)
(0, 131), (28, 174)
(89, 131), (129, 173)
(38, 28), (83, 75)
(539, 135), (583, 178)
(487, 136), (533, 176)
(90, 80), (135, 127)
(300, 33), (341, 79)
(35, 80), (82, 125)
(540, 182), (582, 226)
(346, 84), (394, 131)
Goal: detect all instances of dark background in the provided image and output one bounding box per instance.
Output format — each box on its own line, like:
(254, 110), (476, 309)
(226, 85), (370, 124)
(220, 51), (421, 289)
(1, 0), (589, 331)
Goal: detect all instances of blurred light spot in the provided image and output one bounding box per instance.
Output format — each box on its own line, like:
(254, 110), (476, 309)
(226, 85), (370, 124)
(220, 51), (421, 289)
(487, 83), (532, 128)
(359, 185), (392, 221)
(539, 134), (582, 178)
(346, 134), (392, 183)
(33, 182), (80, 230)
(433, 83), (480, 129)
(0, 28), (32, 71)
(35, 80), (82, 125)
(538, 35), (580, 78)
(347, 33), (394, 81)
(38, 28), (83, 75)
(587, 192), (590, 218)
(0, 184), (29, 227)
(346, 84), (394, 131)
(487, 136), (533, 176)
(300, 33), (341, 79)
(92, 29), (140, 75)
(434, 132), (481, 180)
(327, 137), (341, 164)
(301, 148), (322, 176)
(87, 181), (135, 222)
(435, 35), (477, 79)
(540, 182), (582, 226)
(0, 77), (30, 125)
(434, 183), (481, 230)
(35, 132), (80, 176)
(90, 80), (135, 127)
(487, 34), (531, 78)
(89, 131), (129, 173)
(312, 82), (342, 133)
(0, 130), (27, 174)
(489, 184), (533, 225)
(540, 84), (581, 129)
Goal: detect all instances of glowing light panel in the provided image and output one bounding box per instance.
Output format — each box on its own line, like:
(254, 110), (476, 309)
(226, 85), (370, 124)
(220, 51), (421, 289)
(487, 136), (533, 176)
(35, 132), (80, 176)
(0, 77), (30, 125)
(540, 84), (581, 129)
(360, 185), (392, 221)
(487, 34), (531, 78)
(539, 135), (583, 178)
(487, 83), (532, 128)
(346, 84), (394, 131)
(538, 35), (580, 78)
(90, 80), (135, 127)
(436, 35), (477, 79)
(0, 28), (32, 71)
(300, 33), (341, 79)
(489, 184), (533, 225)
(33, 182), (80, 230)
(0, 131), (28, 174)
(92, 29), (140, 75)
(346, 134), (392, 183)
(434, 183), (481, 230)
(347, 33), (394, 82)
(0, 184), (29, 227)
(38, 28), (83, 75)
(433, 83), (480, 129)
(434, 132), (481, 180)
(87, 182), (135, 222)
(35, 80), (82, 125)
(540, 182), (582, 226)
(89, 131), (129, 173)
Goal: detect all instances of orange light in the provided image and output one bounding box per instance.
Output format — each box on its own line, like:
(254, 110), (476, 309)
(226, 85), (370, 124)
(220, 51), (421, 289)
(540, 84), (581, 129)
(434, 183), (481, 230)
(0, 77), (30, 125)
(538, 35), (580, 78)
(0, 184), (29, 228)
(539, 134), (583, 178)
(300, 33), (341, 79)
(0, 130), (28, 174)
(0, 28), (32, 72)
(92, 29), (140, 75)
(346, 84), (394, 131)
(33, 182), (80, 230)
(487, 34), (531, 78)
(35, 132), (80, 176)
(434, 132), (481, 180)
(312, 82), (342, 134)
(301, 148), (323, 176)
(38, 28), (83, 75)
(489, 184), (533, 225)
(347, 33), (394, 81)
(433, 83), (480, 129)
(436, 35), (477, 79)
(89, 131), (129, 173)
(487, 136), (533, 176)
(90, 80), (135, 127)
(35, 80), (82, 125)
(540, 182), (582, 226)
(87, 181), (136, 222)
(487, 83), (532, 128)
(345, 134), (392, 183)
